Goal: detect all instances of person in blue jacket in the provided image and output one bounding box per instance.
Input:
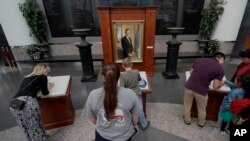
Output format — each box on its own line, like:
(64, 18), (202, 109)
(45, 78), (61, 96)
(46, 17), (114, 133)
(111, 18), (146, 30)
(218, 76), (246, 135)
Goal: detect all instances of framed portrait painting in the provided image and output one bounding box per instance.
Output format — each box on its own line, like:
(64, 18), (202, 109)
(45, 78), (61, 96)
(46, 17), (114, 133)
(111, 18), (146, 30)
(112, 20), (144, 63)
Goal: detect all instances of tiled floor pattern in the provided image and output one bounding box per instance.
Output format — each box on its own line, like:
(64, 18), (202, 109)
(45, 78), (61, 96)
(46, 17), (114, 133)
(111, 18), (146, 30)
(0, 103), (228, 141)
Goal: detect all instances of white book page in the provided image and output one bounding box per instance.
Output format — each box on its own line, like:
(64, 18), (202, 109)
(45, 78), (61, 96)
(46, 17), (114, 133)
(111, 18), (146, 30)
(139, 71), (149, 90)
(40, 75), (70, 98)
(186, 71), (231, 92)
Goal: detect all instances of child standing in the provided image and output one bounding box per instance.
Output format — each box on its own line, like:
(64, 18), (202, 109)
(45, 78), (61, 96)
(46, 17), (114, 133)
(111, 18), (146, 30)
(120, 57), (150, 131)
(219, 77), (245, 135)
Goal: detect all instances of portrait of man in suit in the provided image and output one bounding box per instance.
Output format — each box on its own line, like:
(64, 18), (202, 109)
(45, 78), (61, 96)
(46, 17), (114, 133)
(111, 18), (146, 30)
(113, 21), (144, 62)
(121, 29), (134, 58)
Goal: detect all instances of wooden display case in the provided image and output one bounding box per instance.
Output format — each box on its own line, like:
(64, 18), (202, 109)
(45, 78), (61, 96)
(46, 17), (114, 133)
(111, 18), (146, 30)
(98, 6), (157, 76)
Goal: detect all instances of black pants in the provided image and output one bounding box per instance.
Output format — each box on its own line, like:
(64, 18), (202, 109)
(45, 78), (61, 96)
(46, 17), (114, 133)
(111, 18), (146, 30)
(221, 120), (234, 132)
(220, 121), (228, 131)
(95, 130), (132, 141)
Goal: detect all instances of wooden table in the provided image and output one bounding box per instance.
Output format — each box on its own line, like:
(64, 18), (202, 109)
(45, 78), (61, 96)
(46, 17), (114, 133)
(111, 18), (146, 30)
(38, 79), (75, 130)
(139, 72), (152, 114)
(191, 90), (228, 121)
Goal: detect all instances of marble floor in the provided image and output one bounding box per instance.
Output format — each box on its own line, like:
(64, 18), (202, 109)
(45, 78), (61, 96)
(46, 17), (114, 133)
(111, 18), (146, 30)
(0, 59), (240, 141)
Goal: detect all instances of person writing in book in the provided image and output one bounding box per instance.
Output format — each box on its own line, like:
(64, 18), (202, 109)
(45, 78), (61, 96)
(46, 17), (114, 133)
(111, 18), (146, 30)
(84, 63), (141, 141)
(120, 57), (151, 131)
(183, 52), (225, 128)
(121, 28), (134, 58)
(218, 74), (247, 135)
(9, 64), (54, 141)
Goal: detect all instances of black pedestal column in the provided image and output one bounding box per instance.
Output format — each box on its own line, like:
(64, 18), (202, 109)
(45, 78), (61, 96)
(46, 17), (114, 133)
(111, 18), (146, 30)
(162, 27), (184, 79)
(72, 29), (97, 82)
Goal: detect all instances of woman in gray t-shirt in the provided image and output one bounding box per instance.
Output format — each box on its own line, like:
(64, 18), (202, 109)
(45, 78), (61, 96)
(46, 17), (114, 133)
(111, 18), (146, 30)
(84, 63), (141, 141)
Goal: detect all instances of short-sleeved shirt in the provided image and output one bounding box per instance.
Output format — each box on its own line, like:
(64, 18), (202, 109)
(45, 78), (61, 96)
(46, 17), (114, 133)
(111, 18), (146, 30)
(120, 70), (141, 94)
(84, 87), (141, 141)
(185, 58), (224, 95)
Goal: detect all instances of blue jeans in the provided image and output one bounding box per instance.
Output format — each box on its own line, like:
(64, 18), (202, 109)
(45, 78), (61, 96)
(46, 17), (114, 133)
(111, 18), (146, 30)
(95, 130), (132, 141)
(139, 109), (148, 128)
(137, 94), (148, 128)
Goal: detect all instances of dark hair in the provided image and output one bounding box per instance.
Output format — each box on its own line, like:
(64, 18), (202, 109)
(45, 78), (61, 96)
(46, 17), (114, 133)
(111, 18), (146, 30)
(125, 28), (130, 33)
(101, 63), (120, 120)
(239, 106), (250, 119)
(213, 52), (225, 60)
(238, 71), (250, 98)
(239, 49), (250, 58)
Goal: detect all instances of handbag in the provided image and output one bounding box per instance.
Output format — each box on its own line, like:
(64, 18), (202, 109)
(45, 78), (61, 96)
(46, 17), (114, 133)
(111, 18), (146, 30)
(9, 99), (26, 110)
(9, 76), (40, 110)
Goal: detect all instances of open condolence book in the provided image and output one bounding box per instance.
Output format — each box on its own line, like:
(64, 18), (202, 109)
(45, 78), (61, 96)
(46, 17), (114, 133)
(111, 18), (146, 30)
(39, 75), (70, 98)
(185, 71), (231, 92)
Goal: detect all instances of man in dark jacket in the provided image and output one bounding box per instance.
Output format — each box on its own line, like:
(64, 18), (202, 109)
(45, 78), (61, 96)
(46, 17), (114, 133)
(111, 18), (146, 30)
(121, 29), (134, 58)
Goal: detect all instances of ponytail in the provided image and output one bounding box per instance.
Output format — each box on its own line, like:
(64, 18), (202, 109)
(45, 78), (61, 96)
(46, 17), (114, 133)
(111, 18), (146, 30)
(101, 63), (120, 120)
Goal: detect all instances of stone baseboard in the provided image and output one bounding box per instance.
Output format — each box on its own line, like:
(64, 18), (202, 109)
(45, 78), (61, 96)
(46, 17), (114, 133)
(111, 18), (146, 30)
(11, 40), (234, 61)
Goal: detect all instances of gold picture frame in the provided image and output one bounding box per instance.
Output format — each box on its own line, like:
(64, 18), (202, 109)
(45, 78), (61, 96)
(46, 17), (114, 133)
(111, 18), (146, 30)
(112, 20), (144, 63)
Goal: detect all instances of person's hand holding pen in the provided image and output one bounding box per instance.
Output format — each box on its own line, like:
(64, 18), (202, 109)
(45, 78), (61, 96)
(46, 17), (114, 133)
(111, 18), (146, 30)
(48, 83), (54, 91)
(47, 77), (54, 91)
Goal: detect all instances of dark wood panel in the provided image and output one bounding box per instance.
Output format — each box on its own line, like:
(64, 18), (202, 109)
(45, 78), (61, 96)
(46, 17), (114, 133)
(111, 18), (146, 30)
(99, 9), (113, 63)
(191, 90), (227, 121)
(38, 79), (75, 130)
(98, 6), (157, 76)
(141, 74), (152, 114)
(245, 33), (250, 50)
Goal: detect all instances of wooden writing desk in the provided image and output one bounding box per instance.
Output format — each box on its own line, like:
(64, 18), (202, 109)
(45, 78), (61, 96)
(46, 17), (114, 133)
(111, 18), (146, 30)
(38, 76), (75, 130)
(139, 71), (152, 114)
(186, 71), (230, 121)
(191, 90), (228, 121)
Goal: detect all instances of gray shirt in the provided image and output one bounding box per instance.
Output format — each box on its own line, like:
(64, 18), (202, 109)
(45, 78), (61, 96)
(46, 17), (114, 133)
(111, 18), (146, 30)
(120, 70), (142, 94)
(84, 87), (141, 141)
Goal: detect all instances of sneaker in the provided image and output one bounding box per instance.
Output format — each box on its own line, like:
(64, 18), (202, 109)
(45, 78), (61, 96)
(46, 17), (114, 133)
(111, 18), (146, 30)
(225, 129), (230, 134)
(234, 117), (246, 125)
(220, 131), (226, 136)
(141, 121), (151, 131)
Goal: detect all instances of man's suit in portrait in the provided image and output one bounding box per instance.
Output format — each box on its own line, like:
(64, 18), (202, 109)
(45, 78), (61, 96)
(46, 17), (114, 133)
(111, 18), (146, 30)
(121, 36), (133, 58)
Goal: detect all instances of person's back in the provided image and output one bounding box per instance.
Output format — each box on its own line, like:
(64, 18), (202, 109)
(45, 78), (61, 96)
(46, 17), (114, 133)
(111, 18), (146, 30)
(120, 69), (141, 95)
(185, 58), (224, 95)
(84, 63), (141, 141)
(119, 57), (150, 131)
(183, 52), (225, 127)
(85, 87), (140, 140)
